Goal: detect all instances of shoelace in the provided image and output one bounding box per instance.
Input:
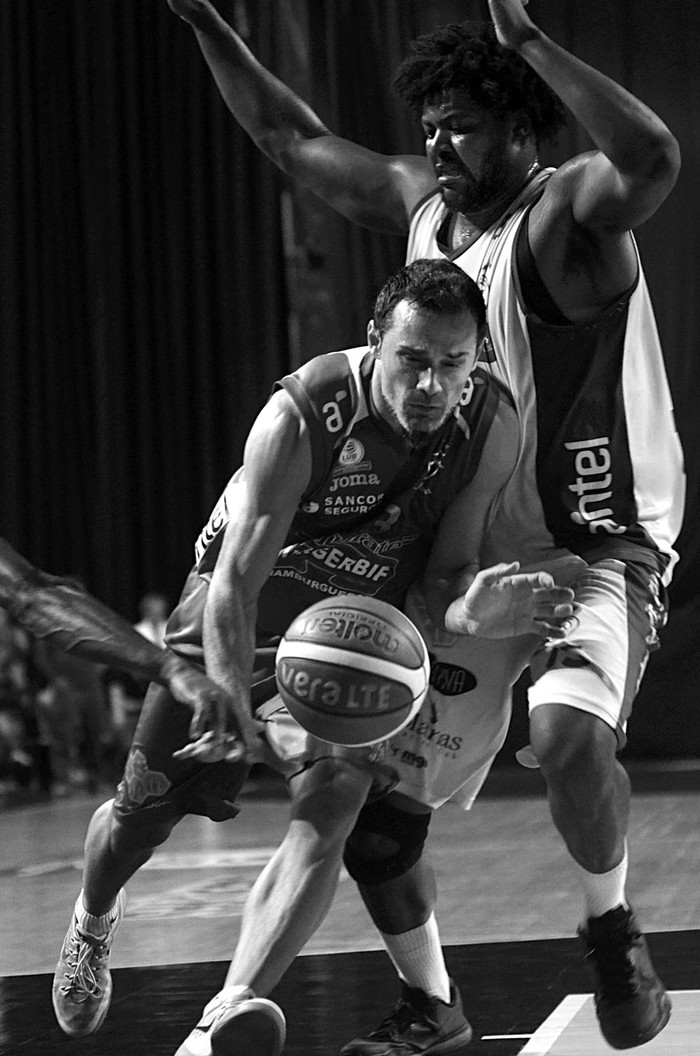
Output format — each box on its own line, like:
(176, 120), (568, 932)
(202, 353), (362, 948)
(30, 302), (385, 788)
(586, 923), (642, 1002)
(60, 928), (109, 1000)
(368, 999), (437, 1041)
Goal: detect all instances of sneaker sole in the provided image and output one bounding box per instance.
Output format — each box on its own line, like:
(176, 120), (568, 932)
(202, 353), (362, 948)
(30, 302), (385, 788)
(602, 992), (672, 1050)
(341, 1024), (473, 1056)
(211, 998), (286, 1056)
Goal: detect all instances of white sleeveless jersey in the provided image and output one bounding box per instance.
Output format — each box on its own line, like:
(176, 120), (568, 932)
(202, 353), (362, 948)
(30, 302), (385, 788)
(407, 170), (685, 583)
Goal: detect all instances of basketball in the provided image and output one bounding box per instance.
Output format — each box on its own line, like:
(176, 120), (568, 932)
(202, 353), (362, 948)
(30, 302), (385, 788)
(275, 594), (430, 747)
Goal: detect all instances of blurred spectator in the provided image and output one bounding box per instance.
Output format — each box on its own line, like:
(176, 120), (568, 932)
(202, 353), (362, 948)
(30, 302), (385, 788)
(34, 639), (113, 795)
(106, 592), (170, 769)
(134, 591), (169, 647)
(0, 611), (52, 801)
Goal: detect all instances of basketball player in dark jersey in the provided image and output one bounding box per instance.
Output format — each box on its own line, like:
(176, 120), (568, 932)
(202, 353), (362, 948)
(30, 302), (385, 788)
(165, 1), (684, 1050)
(0, 535), (233, 732)
(52, 259), (576, 1055)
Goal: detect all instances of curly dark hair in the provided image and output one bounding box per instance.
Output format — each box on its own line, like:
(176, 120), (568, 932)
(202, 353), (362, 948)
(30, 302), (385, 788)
(394, 22), (567, 144)
(373, 258), (486, 339)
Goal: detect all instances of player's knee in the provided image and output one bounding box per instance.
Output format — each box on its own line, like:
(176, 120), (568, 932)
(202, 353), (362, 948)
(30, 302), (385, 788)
(291, 756), (372, 842)
(343, 799), (431, 885)
(106, 799), (179, 859)
(531, 705), (618, 789)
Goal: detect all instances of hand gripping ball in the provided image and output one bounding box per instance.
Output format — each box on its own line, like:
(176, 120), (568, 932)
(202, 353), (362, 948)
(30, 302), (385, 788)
(275, 594), (430, 746)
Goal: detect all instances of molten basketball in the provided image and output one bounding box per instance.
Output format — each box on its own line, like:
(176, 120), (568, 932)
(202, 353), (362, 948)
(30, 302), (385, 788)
(275, 594), (430, 747)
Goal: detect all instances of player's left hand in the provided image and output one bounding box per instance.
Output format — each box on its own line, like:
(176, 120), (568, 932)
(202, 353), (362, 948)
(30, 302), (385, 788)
(488, 0), (538, 51)
(448, 560), (579, 639)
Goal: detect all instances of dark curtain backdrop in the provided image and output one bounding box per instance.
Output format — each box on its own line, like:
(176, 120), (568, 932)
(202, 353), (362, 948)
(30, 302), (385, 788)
(0, 0), (289, 613)
(1, 1), (699, 755)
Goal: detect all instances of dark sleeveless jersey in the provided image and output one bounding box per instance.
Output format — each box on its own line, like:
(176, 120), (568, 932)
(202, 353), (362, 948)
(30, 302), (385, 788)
(194, 347), (515, 637)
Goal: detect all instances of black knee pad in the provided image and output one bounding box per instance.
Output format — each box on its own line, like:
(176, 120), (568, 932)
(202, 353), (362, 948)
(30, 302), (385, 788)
(343, 798), (431, 885)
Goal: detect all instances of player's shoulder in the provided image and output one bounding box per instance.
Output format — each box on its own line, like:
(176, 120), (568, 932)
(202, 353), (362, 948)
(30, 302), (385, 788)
(277, 347), (366, 395)
(458, 367), (519, 472)
(465, 366), (516, 417)
(274, 347), (368, 431)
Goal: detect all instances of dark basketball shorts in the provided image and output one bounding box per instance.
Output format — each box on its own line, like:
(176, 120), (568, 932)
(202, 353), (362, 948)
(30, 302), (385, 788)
(112, 568), (398, 827)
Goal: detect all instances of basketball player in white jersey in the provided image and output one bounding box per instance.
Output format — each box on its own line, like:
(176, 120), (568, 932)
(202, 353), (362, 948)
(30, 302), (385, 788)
(166, 1), (684, 1050)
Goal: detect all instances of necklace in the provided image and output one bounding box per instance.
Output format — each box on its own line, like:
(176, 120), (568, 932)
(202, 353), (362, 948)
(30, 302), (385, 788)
(452, 213), (478, 246)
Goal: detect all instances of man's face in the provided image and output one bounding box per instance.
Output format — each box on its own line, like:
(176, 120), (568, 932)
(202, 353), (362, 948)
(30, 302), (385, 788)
(421, 89), (524, 215)
(369, 299), (481, 446)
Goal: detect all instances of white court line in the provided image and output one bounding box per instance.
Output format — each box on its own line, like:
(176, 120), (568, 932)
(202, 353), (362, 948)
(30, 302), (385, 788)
(519, 995), (589, 1054)
(483, 1035), (533, 1041)
(518, 991), (700, 1054)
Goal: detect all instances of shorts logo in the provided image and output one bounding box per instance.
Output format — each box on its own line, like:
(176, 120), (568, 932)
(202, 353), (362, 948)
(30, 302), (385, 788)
(400, 749), (428, 769)
(429, 659), (477, 696)
(121, 747), (171, 805)
(399, 713), (464, 753)
(565, 436), (626, 535)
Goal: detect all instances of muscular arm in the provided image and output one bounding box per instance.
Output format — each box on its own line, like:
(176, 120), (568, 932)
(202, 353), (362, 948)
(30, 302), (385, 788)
(0, 535), (233, 722)
(420, 400), (578, 638)
(421, 396), (519, 623)
(166, 0), (433, 232)
(200, 389), (312, 751)
(491, 0), (680, 234)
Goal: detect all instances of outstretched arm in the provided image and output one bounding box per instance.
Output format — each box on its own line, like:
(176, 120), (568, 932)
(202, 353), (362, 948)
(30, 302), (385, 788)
(490, 0), (680, 232)
(181, 389), (312, 767)
(166, 0), (433, 231)
(422, 398), (581, 639)
(0, 535), (238, 742)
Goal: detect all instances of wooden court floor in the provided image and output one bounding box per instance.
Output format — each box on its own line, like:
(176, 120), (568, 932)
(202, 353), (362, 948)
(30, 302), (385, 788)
(2, 764), (700, 1055)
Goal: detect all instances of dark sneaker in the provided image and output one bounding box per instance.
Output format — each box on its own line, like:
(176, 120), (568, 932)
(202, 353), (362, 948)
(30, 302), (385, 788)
(173, 988), (286, 1056)
(578, 905), (672, 1049)
(52, 889), (126, 1037)
(340, 980), (472, 1055)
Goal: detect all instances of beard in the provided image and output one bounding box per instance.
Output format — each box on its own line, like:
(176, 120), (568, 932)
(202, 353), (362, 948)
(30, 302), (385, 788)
(404, 427), (436, 450)
(441, 165), (505, 215)
(386, 399), (450, 449)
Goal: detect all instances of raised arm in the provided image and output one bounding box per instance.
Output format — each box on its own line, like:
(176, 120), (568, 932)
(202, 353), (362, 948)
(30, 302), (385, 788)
(166, 0), (433, 232)
(490, 0), (680, 233)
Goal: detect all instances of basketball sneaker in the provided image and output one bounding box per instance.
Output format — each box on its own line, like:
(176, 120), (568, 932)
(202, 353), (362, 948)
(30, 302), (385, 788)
(340, 979), (472, 1055)
(578, 905), (672, 1049)
(52, 888), (126, 1037)
(173, 987), (286, 1056)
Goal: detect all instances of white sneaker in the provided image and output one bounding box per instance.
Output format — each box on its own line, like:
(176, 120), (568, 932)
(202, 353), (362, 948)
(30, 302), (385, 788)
(174, 987), (286, 1056)
(52, 889), (126, 1037)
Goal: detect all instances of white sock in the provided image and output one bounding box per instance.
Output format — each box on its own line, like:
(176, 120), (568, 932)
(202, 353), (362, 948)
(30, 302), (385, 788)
(75, 890), (117, 937)
(577, 842), (629, 920)
(381, 913), (451, 1004)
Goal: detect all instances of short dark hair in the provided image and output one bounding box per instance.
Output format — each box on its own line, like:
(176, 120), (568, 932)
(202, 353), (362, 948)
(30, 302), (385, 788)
(394, 21), (567, 145)
(372, 258), (486, 339)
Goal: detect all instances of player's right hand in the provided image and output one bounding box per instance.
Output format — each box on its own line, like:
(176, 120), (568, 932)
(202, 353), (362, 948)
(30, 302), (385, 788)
(160, 651), (254, 763)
